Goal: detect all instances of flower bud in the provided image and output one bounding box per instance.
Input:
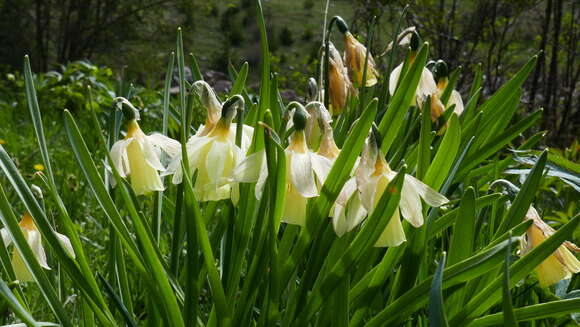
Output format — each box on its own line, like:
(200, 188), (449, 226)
(293, 104), (309, 131)
(113, 97), (140, 121)
(335, 16), (349, 34)
(307, 77), (319, 103)
(221, 95), (244, 123)
(410, 31), (420, 52)
(432, 60), (448, 84)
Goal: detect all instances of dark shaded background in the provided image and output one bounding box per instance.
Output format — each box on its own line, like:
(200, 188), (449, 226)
(0, 0), (578, 146)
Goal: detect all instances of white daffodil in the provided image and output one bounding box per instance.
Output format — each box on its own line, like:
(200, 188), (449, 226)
(168, 95), (249, 202)
(355, 129), (448, 247)
(519, 207), (580, 287)
(328, 42), (354, 115)
(1, 213), (75, 282)
(166, 82), (253, 184)
(233, 104), (330, 226)
(388, 30), (445, 121)
(110, 98), (181, 195)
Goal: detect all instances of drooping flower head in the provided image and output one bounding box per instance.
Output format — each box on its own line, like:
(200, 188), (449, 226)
(431, 60), (464, 117)
(352, 127), (448, 246)
(307, 77), (321, 103)
(282, 103), (331, 225)
(519, 207), (580, 286)
(304, 101), (333, 151)
(389, 31), (440, 116)
(383, 26), (417, 53)
(109, 98), (181, 195)
(168, 95), (249, 202)
(192, 80), (224, 136)
(327, 42), (354, 115)
(335, 16), (379, 88)
(233, 103), (330, 225)
(1, 212), (75, 282)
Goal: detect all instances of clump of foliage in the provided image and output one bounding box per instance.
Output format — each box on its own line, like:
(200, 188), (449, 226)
(0, 1), (578, 326)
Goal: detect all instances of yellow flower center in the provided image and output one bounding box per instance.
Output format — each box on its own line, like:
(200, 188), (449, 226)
(208, 119), (231, 141)
(19, 213), (36, 231)
(289, 131), (308, 153)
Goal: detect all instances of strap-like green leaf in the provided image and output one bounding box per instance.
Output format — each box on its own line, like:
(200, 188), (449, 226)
(429, 253), (449, 327)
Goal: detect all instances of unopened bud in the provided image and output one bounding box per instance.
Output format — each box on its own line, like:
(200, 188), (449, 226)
(335, 16), (349, 34)
(113, 97), (140, 121)
(410, 31), (420, 52)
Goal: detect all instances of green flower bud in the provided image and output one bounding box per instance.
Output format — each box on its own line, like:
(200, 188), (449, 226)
(433, 60), (448, 83)
(410, 31), (420, 52)
(114, 97), (140, 121)
(293, 105), (309, 131)
(335, 16), (349, 34)
(221, 95), (244, 122)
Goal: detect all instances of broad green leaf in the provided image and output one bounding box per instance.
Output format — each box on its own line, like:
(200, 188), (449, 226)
(448, 187), (476, 265)
(502, 234), (517, 327)
(230, 61), (249, 97)
(182, 165), (231, 324)
(440, 66), (461, 105)
(23, 56), (55, 186)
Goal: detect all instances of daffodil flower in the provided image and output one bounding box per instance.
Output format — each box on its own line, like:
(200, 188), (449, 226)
(344, 31), (379, 87)
(168, 95), (249, 202)
(166, 82), (253, 185)
(519, 207), (580, 286)
(328, 42), (353, 115)
(431, 60), (464, 116)
(0, 213), (75, 282)
(354, 128), (448, 246)
(388, 31), (441, 118)
(233, 103), (330, 226)
(334, 17), (378, 88)
(109, 98), (181, 195)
